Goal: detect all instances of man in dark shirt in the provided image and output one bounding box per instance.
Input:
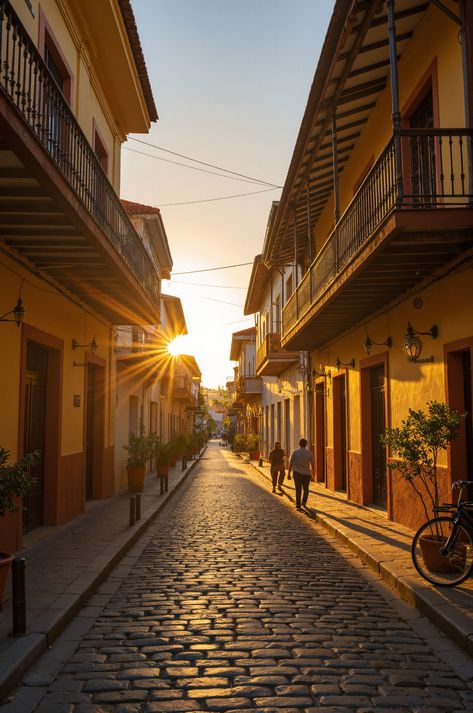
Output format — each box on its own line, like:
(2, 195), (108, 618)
(288, 438), (315, 510)
(268, 441), (286, 493)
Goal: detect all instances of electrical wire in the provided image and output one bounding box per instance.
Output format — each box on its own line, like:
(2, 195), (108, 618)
(168, 280), (247, 289)
(172, 262), (253, 275)
(129, 137), (282, 188)
(124, 147), (272, 186)
(158, 186), (278, 206)
(165, 287), (243, 308)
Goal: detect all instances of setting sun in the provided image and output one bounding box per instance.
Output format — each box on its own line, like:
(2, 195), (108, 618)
(167, 335), (187, 356)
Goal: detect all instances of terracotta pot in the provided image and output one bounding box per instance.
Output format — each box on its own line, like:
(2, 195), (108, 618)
(249, 450), (260, 461)
(126, 465), (146, 493)
(0, 552), (14, 608)
(419, 536), (467, 574)
(170, 458), (177, 468)
(157, 463), (169, 477)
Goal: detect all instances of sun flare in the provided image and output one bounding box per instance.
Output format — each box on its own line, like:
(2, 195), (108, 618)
(167, 335), (186, 357)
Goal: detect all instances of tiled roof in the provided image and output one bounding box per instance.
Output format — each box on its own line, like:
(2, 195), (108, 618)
(232, 326), (256, 337)
(118, 0), (158, 122)
(122, 199), (160, 215)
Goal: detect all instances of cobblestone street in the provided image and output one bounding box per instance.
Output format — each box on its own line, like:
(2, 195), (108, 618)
(4, 443), (473, 713)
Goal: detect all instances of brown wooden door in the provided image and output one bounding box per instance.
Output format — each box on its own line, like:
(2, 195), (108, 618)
(23, 343), (48, 532)
(409, 88), (436, 204)
(315, 384), (326, 483)
(85, 365), (95, 501)
(370, 364), (387, 507)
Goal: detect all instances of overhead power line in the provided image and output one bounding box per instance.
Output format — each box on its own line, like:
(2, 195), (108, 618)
(169, 280), (247, 289)
(165, 288), (243, 308)
(171, 261), (253, 275)
(158, 186), (277, 206)
(129, 137), (282, 188)
(124, 147), (268, 186)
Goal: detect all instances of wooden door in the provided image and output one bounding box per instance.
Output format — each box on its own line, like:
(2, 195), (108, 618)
(23, 343), (48, 532)
(370, 364), (387, 507)
(409, 88), (436, 204)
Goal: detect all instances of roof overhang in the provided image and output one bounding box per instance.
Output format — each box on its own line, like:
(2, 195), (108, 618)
(244, 255), (271, 315)
(230, 327), (256, 361)
(161, 294), (188, 336)
(264, 0), (432, 266)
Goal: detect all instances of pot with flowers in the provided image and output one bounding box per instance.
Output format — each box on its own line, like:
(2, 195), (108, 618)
(123, 427), (152, 493)
(0, 447), (39, 606)
(245, 429), (261, 460)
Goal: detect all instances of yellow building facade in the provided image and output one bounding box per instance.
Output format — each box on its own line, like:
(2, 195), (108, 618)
(0, 0), (158, 549)
(264, 0), (473, 530)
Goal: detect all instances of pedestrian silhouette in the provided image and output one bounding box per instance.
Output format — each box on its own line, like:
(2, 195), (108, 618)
(268, 441), (286, 493)
(287, 438), (315, 510)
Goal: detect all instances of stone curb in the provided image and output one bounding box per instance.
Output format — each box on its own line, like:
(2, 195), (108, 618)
(246, 455), (473, 657)
(0, 449), (204, 702)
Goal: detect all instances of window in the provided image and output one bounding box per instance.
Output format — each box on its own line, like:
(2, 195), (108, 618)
(94, 129), (109, 175)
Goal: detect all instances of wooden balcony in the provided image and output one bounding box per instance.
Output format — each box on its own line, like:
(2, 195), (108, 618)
(235, 376), (263, 403)
(256, 332), (299, 376)
(0, 0), (159, 324)
(282, 129), (473, 350)
(172, 376), (194, 403)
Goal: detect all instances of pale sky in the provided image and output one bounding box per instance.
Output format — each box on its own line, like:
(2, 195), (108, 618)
(121, 0), (334, 388)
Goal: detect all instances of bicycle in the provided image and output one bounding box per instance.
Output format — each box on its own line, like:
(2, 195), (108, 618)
(411, 480), (473, 587)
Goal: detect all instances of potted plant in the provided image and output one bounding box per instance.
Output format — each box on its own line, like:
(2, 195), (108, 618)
(155, 441), (171, 477)
(233, 432), (246, 453)
(246, 429), (260, 460)
(382, 400), (465, 571)
(0, 447), (39, 606)
(123, 427), (152, 493)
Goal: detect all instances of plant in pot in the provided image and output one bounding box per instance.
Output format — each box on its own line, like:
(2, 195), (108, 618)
(246, 429), (260, 460)
(155, 440), (171, 477)
(124, 427), (152, 493)
(382, 400), (465, 573)
(0, 447), (39, 606)
(233, 432), (246, 454)
(167, 438), (180, 468)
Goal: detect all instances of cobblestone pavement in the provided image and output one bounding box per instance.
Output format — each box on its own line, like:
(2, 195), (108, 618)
(3, 443), (473, 713)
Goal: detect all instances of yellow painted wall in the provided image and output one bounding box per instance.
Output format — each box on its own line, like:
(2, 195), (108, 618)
(312, 265), (473, 474)
(0, 257), (114, 459)
(313, 2), (465, 253)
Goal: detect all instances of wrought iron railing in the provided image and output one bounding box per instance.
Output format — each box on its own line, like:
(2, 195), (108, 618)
(238, 376), (263, 395)
(282, 128), (473, 337)
(0, 0), (159, 306)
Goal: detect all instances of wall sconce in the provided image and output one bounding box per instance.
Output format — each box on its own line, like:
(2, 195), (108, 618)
(72, 336), (98, 353)
(336, 357), (355, 369)
(363, 335), (392, 355)
(312, 366), (327, 377)
(403, 322), (438, 363)
(0, 297), (25, 327)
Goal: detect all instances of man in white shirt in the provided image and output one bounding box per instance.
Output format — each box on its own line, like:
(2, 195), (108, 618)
(287, 438), (315, 510)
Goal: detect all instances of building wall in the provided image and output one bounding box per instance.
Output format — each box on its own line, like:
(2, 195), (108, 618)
(312, 266), (472, 530)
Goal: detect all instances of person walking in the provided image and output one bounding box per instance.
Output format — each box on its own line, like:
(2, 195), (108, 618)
(287, 438), (315, 510)
(268, 441), (286, 493)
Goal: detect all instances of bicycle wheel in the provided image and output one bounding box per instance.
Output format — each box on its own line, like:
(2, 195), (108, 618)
(412, 516), (473, 586)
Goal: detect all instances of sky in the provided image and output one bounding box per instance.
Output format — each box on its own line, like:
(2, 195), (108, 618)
(121, 0), (335, 388)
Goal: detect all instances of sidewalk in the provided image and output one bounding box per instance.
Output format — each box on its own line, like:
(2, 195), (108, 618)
(0, 452), (203, 701)
(247, 455), (473, 657)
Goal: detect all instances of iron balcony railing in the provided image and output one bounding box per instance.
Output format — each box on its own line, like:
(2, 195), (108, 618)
(0, 0), (159, 305)
(282, 128), (473, 337)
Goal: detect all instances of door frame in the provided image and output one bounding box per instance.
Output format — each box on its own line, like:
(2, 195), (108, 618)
(83, 352), (106, 502)
(444, 336), (473, 482)
(314, 379), (326, 484)
(333, 371), (348, 493)
(18, 324), (63, 526)
(360, 351), (390, 511)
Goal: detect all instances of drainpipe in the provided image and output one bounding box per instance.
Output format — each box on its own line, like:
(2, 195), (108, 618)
(331, 111), (340, 274)
(387, 0), (403, 206)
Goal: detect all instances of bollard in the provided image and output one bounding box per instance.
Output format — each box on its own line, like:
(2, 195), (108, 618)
(135, 493), (141, 521)
(181, 455), (186, 471)
(164, 475), (169, 493)
(129, 496), (136, 526)
(258, 457), (263, 467)
(10, 558), (27, 637)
